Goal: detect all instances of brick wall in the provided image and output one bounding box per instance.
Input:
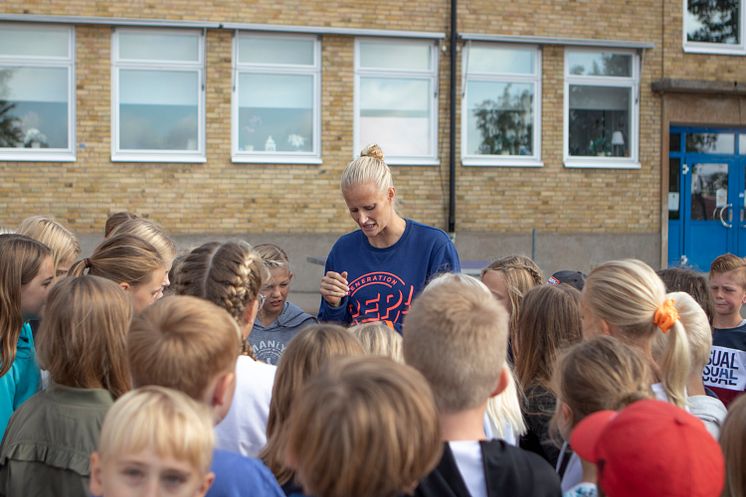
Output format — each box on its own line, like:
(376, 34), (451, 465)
(0, 0), (732, 237)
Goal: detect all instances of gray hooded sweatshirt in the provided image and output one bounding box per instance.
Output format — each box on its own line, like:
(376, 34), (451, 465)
(249, 301), (316, 365)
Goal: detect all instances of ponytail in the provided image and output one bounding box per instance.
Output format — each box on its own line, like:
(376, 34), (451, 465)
(659, 319), (691, 408)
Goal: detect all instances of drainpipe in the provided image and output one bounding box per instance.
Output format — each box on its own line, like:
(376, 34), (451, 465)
(448, 0), (457, 234)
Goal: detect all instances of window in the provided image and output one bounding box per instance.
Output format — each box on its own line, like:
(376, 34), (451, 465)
(232, 33), (321, 164)
(112, 29), (204, 162)
(355, 39), (439, 165)
(564, 49), (640, 169)
(684, 0), (744, 53)
(0, 24), (75, 161)
(462, 43), (541, 167)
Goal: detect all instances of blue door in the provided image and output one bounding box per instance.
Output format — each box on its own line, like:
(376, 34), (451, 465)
(668, 128), (746, 271)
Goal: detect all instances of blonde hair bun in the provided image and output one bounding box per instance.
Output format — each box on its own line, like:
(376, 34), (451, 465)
(360, 144), (385, 161)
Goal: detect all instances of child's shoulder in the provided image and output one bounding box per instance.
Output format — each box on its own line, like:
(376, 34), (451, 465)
(714, 320), (746, 334)
(209, 450), (284, 496)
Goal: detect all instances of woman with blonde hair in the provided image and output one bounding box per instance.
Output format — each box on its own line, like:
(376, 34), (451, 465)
(173, 240), (275, 458)
(319, 144), (460, 332)
(260, 324), (364, 493)
(0, 275), (132, 497)
(69, 234), (165, 314)
(17, 215), (80, 279)
(581, 259), (691, 408)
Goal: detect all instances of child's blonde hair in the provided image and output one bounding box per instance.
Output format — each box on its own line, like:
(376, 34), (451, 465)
(514, 284), (582, 391)
(128, 296), (241, 401)
(104, 211), (138, 238)
(17, 215), (80, 276)
(721, 394), (746, 497)
(0, 235), (51, 376)
(254, 243), (290, 270)
(424, 273), (526, 437)
(174, 241), (267, 326)
(349, 322), (403, 363)
(653, 291), (712, 377)
(97, 385), (214, 474)
(38, 275), (132, 398)
(109, 218), (177, 268)
(261, 324), (364, 485)
(709, 253), (746, 289)
(481, 255), (544, 336)
(340, 144), (393, 194)
(286, 357), (441, 497)
(404, 276), (508, 413)
(583, 259), (691, 408)
(68, 233), (164, 287)
(552, 336), (652, 434)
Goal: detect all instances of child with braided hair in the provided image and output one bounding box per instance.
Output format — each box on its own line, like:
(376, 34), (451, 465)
(173, 241), (275, 458)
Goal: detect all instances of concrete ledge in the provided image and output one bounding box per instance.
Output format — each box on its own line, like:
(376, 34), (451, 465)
(652, 78), (746, 96)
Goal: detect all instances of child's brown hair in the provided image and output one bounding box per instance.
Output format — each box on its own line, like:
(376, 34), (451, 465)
(482, 255), (544, 337)
(104, 211), (138, 238)
(720, 394), (746, 497)
(552, 336), (652, 435)
(286, 357), (441, 497)
(0, 235), (51, 376)
(657, 267), (714, 325)
(109, 218), (177, 269)
(709, 253), (746, 289)
(128, 295), (241, 401)
(69, 233), (164, 287)
(38, 275), (132, 398)
(260, 324), (364, 485)
(514, 284), (582, 392)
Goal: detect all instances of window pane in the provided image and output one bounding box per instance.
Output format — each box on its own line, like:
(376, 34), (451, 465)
(467, 45), (535, 75)
(686, 0), (739, 44)
(0, 25), (69, 58)
(686, 133), (734, 154)
(465, 81), (534, 156)
(567, 52), (632, 77)
(118, 32), (199, 62)
(0, 67), (68, 149)
(238, 73), (314, 153)
(119, 70), (198, 150)
(691, 163), (728, 221)
(359, 77), (431, 156)
(568, 85), (630, 157)
(670, 131), (681, 152)
(669, 158), (680, 220)
(359, 42), (430, 71)
(238, 37), (315, 66)
(740, 134), (746, 154)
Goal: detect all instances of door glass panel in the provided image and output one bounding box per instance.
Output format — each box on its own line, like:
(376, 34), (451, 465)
(669, 158), (680, 220)
(691, 163), (728, 221)
(740, 134), (746, 155)
(686, 133), (735, 154)
(670, 132), (681, 152)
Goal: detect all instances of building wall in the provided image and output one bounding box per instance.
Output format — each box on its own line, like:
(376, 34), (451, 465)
(0, 0), (672, 241)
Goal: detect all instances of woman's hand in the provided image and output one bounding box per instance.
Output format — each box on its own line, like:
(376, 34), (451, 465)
(320, 271), (349, 307)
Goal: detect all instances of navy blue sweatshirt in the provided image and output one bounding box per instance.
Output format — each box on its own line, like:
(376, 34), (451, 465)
(318, 219), (460, 332)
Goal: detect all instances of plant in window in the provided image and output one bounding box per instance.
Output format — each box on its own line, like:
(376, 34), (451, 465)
(687, 0), (739, 43)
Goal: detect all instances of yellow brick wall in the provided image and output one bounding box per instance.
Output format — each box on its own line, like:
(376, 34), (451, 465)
(0, 0), (692, 236)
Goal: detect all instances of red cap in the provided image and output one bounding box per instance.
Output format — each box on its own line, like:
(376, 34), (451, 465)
(570, 399), (724, 497)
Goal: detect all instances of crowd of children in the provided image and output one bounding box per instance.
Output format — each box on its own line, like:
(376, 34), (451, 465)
(2, 162), (746, 496)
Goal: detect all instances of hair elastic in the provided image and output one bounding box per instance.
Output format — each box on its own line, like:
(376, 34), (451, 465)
(84, 258), (92, 269)
(653, 299), (679, 333)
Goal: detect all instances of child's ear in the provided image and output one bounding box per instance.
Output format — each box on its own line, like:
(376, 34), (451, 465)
(489, 366), (510, 398)
(119, 282), (131, 292)
(599, 319), (613, 336)
(89, 452), (103, 496)
(211, 371), (236, 414)
(288, 272), (294, 283)
(560, 401), (573, 425)
(196, 471), (216, 497)
(242, 299), (259, 327)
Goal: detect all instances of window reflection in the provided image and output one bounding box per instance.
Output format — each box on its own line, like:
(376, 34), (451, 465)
(691, 163), (728, 221)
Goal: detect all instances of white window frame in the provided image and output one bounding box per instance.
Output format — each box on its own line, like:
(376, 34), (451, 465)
(0, 23), (75, 162)
(683, 0), (745, 54)
(563, 48), (640, 169)
(111, 28), (205, 163)
(354, 37), (439, 166)
(231, 32), (321, 164)
(461, 42), (542, 167)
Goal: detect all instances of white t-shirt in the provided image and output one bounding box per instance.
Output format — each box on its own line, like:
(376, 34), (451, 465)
(214, 355), (276, 457)
(449, 441), (487, 497)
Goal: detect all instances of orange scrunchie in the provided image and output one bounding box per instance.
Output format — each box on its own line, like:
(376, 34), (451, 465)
(653, 299), (679, 333)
